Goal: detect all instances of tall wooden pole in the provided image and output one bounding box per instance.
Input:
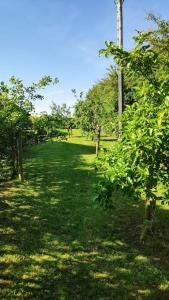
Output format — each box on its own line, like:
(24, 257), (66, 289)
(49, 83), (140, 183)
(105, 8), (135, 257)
(115, 0), (124, 117)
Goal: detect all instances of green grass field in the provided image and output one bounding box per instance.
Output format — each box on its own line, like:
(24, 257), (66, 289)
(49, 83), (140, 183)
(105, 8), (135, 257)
(0, 130), (169, 299)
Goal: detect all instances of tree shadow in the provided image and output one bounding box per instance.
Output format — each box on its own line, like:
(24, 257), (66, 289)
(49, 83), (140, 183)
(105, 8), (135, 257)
(0, 140), (169, 299)
(100, 138), (117, 142)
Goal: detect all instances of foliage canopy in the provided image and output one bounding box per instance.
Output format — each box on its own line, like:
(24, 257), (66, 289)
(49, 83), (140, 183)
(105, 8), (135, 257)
(96, 16), (169, 232)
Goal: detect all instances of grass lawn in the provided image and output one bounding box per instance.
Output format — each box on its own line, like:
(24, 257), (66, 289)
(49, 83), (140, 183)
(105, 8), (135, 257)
(0, 130), (169, 299)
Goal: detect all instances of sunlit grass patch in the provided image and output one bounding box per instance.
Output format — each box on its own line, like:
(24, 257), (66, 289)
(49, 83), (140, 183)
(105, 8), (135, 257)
(30, 254), (56, 263)
(76, 251), (99, 258)
(115, 267), (131, 274)
(90, 271), (111, 279)
(22, 265), (47, 280)
(0, 227), (16, 234)
(137, 289), (151, 296)
(1, 244), (19, 252)
(106, 254), (126, 262)
(134, 255), (149, 263)
(0, 130), (169, 299)
(0, 279), (13, 285)
(56, 253), (71, 260)
(159, 281), (169, 291)
(0, 254), (23, 264)
(24, 282), (41, 289)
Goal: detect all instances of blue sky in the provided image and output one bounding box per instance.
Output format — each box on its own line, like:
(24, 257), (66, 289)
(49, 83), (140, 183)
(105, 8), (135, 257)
(0, 0), (168, 113)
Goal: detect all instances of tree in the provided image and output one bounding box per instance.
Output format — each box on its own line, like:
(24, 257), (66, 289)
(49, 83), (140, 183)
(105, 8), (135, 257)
(50, 102), (71, 129)
(97, 16), (169, 240)
(30, 112), (53, 142)
(74, 70), (118, 155)
(0, 76), (58, 181)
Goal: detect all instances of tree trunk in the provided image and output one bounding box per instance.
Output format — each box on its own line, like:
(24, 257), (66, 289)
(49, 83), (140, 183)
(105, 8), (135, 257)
(96, 125), (101, 157)
(145, 198), (156, 223)
(140, 198), (156, 242)
(17, 131), (24, 182)
(140, 171), (157, 242)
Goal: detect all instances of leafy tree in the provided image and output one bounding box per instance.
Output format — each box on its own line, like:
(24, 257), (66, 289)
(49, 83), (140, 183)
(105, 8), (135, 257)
(0, 76), (58, 181)
(30, 112), (53, 142)
(74, 70), (118, 155)
(97, 15), (169, 239)
(50, 102), (72, 129)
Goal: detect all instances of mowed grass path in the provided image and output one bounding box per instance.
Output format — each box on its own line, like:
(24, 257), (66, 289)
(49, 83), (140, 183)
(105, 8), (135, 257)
(0, 131), (169, 299)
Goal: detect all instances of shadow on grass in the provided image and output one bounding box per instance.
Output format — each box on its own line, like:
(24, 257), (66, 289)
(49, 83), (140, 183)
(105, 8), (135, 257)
(100, 138), (117, 142)
(0, 140), (169, 299)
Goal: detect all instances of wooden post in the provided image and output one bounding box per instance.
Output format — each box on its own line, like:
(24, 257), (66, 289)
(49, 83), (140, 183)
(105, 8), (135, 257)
(96, 125), (101, 157)
(11, 133), (17, 178)
(17, 131), (24, 182)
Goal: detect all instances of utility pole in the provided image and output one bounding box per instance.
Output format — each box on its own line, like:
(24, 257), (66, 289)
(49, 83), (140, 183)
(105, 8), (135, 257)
(115, 0), (124, 117)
